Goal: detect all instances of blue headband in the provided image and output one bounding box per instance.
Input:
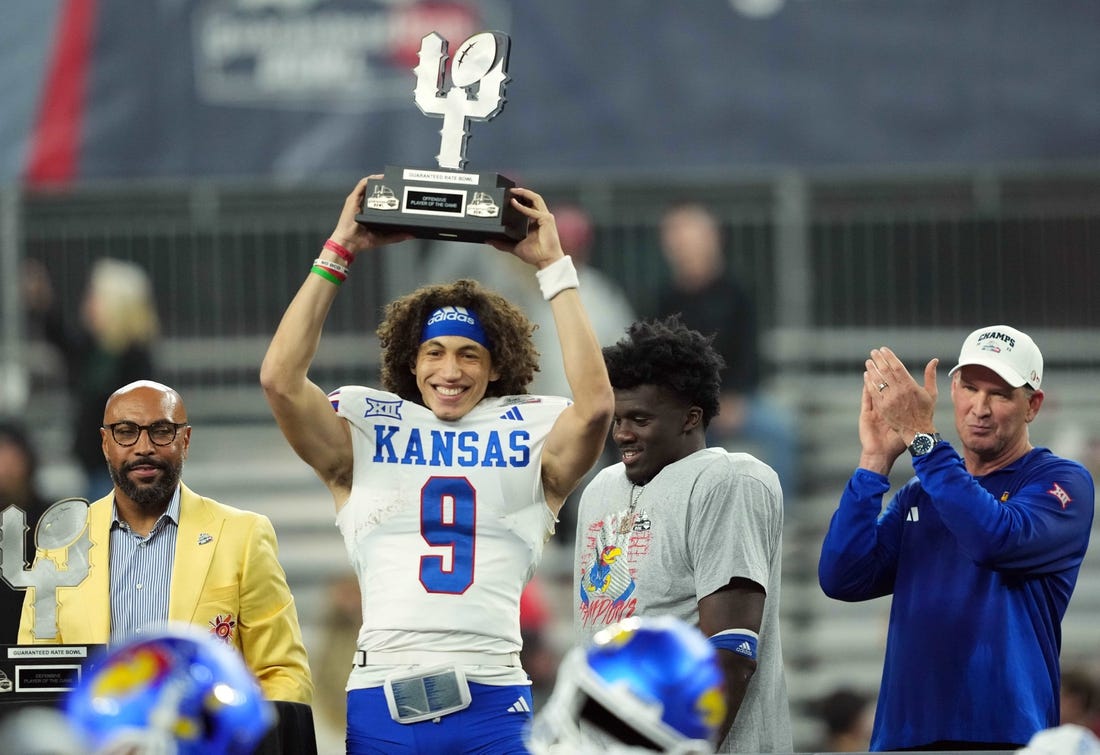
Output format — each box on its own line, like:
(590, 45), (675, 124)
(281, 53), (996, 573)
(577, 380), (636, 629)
(420, 306), (490, 349)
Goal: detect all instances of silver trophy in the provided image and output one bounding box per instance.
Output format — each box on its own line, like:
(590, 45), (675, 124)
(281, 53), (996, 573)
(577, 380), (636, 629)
(356, 31), (529, 243)
(0, 498), (92, 641)
(0, 498), (102, 705)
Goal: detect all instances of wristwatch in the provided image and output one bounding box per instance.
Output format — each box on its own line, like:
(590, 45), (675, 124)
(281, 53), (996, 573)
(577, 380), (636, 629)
(908, 432), (942, 457)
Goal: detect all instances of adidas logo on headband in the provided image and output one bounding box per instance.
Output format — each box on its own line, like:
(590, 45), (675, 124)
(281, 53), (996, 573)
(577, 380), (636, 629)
(420, 305), (491, 349)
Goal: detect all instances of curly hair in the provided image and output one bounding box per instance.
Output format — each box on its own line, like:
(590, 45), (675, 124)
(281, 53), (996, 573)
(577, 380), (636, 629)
(377, 279), (539, 404)
(602, 315), (725, 427)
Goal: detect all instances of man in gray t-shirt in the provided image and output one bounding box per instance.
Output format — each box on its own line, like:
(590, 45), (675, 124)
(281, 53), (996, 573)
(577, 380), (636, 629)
(574, 316), (792, 754)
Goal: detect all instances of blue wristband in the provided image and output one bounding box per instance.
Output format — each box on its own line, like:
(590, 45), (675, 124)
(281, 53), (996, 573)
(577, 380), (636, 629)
(709, 629), (759, 660)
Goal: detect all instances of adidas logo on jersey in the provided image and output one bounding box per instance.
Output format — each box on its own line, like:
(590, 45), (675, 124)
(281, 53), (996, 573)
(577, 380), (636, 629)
(734, 640), (754, 657)
(507, 696), (531, 713)
(499, 406), (524, 421)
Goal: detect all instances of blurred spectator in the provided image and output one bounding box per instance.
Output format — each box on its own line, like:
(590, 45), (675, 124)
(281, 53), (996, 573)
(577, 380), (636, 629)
(0, 420), (51, 643)
(809, 687), (874, 752)
(24, 258), (159, 500)
(535, 202), (637, 397)
(654, 202), (800, 499)
(311, 571), (362, 743)
(1061, 667), (1100, 734)
(520, 575), (561, 711)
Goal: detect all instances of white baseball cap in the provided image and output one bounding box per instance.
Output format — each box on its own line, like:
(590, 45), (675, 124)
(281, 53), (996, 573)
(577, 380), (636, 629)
(948, 325), (1043, 390)
(1017, 724), (1100, 755)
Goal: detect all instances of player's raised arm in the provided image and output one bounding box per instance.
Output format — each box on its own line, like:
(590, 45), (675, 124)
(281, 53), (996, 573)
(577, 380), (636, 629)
(489, 188), (614, 512)
(260, 177), (410, 500)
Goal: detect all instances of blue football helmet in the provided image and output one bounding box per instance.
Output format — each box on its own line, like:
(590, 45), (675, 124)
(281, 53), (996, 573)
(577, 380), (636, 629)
(65, 624), (275, 754)
(527, 616), (726, 754)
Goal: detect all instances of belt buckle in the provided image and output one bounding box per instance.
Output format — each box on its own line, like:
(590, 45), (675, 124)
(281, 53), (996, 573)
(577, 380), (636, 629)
(383, 665), (472, 724)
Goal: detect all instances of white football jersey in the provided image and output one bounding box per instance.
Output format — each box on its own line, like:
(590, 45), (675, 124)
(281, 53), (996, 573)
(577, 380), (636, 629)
(333, 386), (568, 686)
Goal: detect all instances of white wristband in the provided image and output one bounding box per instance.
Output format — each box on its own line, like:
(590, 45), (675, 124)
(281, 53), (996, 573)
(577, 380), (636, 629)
(536, 255), (579, 301)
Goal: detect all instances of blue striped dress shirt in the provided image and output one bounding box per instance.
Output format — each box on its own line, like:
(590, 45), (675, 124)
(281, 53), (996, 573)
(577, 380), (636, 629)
(108, 486), (180, 646)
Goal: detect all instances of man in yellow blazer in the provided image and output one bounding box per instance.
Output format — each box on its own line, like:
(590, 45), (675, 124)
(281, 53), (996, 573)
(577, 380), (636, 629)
(17, 380), (313, 706)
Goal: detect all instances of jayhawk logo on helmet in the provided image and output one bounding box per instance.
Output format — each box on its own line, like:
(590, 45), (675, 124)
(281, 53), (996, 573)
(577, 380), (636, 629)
(66, 625), (275, 754)
(526, 616), (726, 754)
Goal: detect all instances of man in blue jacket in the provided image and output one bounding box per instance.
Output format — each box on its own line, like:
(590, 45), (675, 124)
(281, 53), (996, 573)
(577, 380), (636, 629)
(819, 325), (1094, 751)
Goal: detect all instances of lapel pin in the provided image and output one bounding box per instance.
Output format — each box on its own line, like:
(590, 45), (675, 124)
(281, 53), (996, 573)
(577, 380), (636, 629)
(198, 533), (213, 545)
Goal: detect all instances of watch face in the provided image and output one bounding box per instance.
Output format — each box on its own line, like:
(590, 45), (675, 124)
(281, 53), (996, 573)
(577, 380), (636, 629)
(910, 434), (934, 456)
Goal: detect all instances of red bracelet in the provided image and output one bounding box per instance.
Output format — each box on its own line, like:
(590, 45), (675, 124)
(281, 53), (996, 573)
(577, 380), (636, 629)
(323, 239), (355, 265)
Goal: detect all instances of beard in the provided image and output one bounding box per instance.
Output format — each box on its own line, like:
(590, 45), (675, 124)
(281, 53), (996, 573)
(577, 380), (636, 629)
(108, 456), (183, 511)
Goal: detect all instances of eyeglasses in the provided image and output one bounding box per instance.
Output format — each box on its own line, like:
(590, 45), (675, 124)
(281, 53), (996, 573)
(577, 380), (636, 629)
(102, 421), (189, 447)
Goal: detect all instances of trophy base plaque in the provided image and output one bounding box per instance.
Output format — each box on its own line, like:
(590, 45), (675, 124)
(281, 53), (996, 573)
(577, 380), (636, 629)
(0, 644), (105, 711)
(356, 166), (528, 243)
